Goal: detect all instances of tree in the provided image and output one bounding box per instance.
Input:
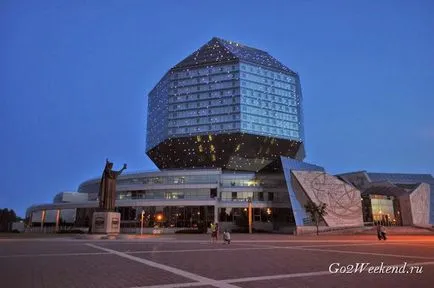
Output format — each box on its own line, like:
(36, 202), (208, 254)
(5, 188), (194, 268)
(304, 200), (327, 235)
(0, 208), (18, 232)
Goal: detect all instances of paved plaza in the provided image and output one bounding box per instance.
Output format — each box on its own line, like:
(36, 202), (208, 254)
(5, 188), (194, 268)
(1, 234), (434, 288)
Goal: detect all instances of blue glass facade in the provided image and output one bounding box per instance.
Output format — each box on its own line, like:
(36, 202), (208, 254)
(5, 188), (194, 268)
(239, 62), (302, 141)
(167, 64), (241, 138)
(146, 38), (305, 169)
(146, 73), (170, 151)
(147, 60), (304, 147)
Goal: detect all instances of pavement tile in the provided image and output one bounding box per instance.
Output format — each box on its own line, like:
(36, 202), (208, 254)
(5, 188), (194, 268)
(0, 242), (99, 256)
(0, 254), (191, 288)
(99, 242), (257, 253)
(304, 243), (434, 259)
(237, 265), (433, 288)
(133, 246), (426, 280)
(1, 235), (434, 288)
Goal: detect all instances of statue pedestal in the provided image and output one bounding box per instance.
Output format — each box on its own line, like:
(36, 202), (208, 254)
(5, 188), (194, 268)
(92, 212), (121, 234)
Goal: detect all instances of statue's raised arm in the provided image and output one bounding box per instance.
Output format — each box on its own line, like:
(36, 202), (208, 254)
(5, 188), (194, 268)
(115, 163), (127, 176)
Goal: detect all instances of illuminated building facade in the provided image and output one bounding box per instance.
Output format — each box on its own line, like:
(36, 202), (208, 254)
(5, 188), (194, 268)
(146, 37), (305, 171)
(338, 172), (434, 226)
(25, 38), (433, 233)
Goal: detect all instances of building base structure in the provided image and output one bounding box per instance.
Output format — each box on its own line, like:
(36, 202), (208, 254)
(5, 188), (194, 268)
(91, 212), (121, 234)
(25, 158), (434, 234)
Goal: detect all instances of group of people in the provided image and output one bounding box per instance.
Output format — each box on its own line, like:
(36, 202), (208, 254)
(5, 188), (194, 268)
(210, 222), (231, 244)
(208, 223), (387, 242)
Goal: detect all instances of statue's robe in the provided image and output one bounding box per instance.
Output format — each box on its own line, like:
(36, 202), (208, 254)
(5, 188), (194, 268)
(99, 164), (120, 211)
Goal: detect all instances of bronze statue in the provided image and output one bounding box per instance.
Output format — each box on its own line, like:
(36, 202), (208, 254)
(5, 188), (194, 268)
(98, 159), (127, 211)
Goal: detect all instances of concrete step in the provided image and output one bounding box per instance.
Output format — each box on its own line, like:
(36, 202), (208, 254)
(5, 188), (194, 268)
(315, 226), (434, 235)
(355, 226), (434, 235)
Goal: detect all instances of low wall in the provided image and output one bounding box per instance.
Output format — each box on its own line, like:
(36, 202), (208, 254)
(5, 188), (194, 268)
(25, 224), (295, 234)
(217, 222), (274, 233)
(25, 226), (89, 233)
(295, 226), (365, 235)
(120, 227), (194, 234)
(357, 226), (434, 235)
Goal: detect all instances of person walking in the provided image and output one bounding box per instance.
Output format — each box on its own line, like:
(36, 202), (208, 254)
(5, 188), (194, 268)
(223, 230), (231, 244)
(210, 223), (217, 243)
(215, 223), (219, 241)
(376, 224), (382, 240)
(380, 225), (387, 240)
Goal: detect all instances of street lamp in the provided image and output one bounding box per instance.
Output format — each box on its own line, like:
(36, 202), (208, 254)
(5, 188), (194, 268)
(156, 214), (163, 221)
(140, 210), (145, 236)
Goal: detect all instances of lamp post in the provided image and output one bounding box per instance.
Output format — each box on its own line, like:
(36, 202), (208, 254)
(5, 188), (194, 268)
(248, 197), (252, 234)
(140, 210), (145, 236)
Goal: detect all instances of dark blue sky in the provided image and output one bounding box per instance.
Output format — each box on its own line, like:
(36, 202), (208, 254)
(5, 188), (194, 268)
(1, 0), (433, 216)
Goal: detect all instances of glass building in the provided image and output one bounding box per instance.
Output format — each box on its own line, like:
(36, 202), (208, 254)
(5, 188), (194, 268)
(25, 38), (434, 234)
(146, 37), (305, 171)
